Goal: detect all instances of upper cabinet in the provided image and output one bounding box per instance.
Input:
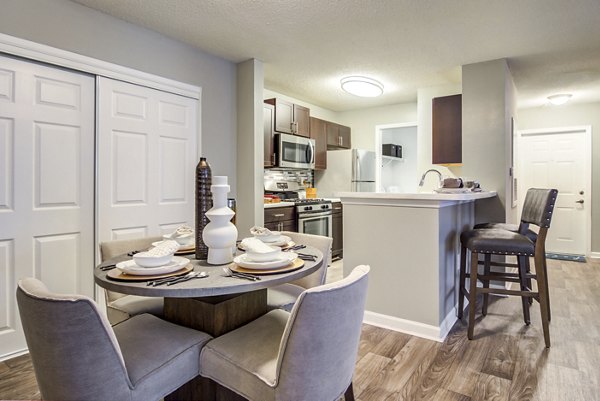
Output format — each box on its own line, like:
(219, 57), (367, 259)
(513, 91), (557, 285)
(326, 121), (351, 150)
(263, 103), (275, 167)
(309, 117), (327, 170)
(264, 98), (310, 137)
(432, 94), (462, 164)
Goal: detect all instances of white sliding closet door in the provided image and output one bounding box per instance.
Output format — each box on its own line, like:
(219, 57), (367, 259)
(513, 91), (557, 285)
(97, 77), (198, 243)
(0, 55), (95, 358)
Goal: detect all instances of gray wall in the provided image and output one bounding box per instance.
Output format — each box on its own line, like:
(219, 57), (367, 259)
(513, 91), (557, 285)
(0, 0), (237, 193)
(459, 59), (516, 224)
(236, 59), (264, 233)
(518, 102), (600, 252)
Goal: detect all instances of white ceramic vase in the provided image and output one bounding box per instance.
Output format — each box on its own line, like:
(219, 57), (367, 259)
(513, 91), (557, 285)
(202, 176), (238, 265)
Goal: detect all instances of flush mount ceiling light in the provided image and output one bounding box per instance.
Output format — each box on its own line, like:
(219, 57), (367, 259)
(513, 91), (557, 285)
(547, 94), (572, 105)
(340, 76), (384, 97)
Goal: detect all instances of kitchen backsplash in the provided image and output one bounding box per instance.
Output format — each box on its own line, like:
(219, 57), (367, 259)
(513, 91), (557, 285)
(264, 169), (313, 188)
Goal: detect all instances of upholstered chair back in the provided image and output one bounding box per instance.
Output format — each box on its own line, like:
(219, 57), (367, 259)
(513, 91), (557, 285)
(520, 188), (558, 228)
(100, 236), (162, 302)
(275, 265), (369, 400)
(16, 278), (132, 401)
(281, 231), (333, 289)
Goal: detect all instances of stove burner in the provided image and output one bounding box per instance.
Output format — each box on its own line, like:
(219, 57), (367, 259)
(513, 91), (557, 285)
(286, 198), (331, 205)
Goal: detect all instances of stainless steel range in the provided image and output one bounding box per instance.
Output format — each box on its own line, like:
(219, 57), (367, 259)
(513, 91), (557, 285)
(264, 179), (333, 237)
(289, 199), (333, 238)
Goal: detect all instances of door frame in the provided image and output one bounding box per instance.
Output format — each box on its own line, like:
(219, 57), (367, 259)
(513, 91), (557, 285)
(517, 125), (592, 256)
(375, 122), (418, 192)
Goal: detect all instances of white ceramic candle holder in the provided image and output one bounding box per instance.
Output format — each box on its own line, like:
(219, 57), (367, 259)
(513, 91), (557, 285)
(202, 176), (238, 265)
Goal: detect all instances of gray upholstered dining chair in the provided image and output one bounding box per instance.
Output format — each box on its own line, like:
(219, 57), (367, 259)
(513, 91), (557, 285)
(100, 236), (164, 324)
(16, 277), (212, 401)
(200, 264), (370, 401)
(267, 231), (333, 312)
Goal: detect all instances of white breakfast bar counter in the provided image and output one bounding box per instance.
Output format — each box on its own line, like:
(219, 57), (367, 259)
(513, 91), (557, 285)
(337, 191), (497, 342)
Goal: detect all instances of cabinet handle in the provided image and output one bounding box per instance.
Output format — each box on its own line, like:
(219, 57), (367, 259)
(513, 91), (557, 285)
(334, 207), (342, 210)
(273, 213), (285, 217)
(272, 153), (276, 164)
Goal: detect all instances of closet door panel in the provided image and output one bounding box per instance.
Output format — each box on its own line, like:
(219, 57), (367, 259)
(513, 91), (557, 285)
(0, 55), (94, 358)
(97, 77), (198, 243)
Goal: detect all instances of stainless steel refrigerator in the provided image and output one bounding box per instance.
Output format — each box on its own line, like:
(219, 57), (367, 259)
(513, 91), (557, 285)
(315, 149), (376, 197)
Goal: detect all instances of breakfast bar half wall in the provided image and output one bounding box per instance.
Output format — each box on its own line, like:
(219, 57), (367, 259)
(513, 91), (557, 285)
(338, 191), (497, 341)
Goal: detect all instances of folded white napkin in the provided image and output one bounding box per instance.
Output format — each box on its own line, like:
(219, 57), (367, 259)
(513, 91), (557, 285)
(250, 226), (274, 236)
(142, 240), (180, 257)
(241, 238), (277, 254)
(164, 224), (194, 240)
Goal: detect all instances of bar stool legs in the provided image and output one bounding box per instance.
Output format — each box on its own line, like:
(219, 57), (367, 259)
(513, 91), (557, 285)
(535, 245), (551, 348)
(461, 248), (551, 348)
(458, 245), (467, 320)
(481, 254), (491, 316)
(517, 255), (531, 325)
(467, 252), (479, 341)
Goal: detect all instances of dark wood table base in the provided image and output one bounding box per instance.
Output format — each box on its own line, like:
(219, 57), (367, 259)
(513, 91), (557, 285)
(164, 290), (268, 401)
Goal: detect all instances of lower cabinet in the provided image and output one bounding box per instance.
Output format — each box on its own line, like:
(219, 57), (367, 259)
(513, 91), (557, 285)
(264, 206), (297, 232)
(332, 202), (343, 259)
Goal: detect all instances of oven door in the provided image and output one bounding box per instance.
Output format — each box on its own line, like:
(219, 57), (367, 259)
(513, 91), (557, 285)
(277, 133), (315, 169)
(298, 211), (332, 237)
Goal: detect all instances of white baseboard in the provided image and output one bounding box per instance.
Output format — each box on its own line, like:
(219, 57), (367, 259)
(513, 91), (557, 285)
(589, 252), (600, 260)
(363, 309), (457, 343)
(0, 348), (28, 362)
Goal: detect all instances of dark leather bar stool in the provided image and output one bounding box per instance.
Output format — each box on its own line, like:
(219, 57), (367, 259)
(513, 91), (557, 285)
(458, 188), (558, 348)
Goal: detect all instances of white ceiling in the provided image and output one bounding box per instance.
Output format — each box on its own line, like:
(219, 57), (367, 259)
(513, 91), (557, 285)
(72, 0), (600, 111)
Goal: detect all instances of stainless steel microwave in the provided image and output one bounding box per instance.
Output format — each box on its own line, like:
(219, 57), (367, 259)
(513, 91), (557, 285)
(276, 133), (315, 169)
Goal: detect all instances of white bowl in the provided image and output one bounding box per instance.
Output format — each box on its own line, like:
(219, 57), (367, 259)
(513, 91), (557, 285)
(245, 246), (282, 262)
(133, 252), (174, 268)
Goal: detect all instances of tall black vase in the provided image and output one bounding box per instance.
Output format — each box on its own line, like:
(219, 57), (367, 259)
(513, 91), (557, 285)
(195, 157), (212, 260)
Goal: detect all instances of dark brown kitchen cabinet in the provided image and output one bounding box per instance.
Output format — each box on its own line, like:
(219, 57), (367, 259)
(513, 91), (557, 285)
(332, 202), (343, 259)
(432, 94), (462, 164)
(264, 206), (297, 232)
(338, 125), (351, 149)
(264, 103), (275, 167)
(264, 98), (310, 138)
(309, 117), (327, 170)
(326, 121), (351, 149)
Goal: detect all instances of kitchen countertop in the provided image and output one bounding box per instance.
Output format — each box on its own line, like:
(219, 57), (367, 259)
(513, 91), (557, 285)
(336, 191), (496, 201)
(264, 202), (295, 209)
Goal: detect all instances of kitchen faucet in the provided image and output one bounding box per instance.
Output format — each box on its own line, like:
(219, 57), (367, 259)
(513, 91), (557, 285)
(419, 169), (443, 187)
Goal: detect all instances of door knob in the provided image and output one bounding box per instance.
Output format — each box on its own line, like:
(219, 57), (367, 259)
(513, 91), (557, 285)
(576, 199), (584, 204)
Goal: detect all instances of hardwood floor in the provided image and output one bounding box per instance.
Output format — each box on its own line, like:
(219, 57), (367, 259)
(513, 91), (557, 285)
(1, 258), (598, 400)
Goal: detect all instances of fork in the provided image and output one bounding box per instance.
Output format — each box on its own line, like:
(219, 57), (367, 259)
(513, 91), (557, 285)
(222, 266), (261, 281)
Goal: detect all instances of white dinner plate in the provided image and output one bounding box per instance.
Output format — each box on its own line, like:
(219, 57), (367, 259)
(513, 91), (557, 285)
(233, 252), (297, 270)
(253, 235), (292, 247)
(117, 256), (190, 276)
(152, 241), (195, 252)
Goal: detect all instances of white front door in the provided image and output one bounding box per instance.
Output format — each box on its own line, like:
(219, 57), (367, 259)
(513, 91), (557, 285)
(0, 55), (95, 358)
(96, 77), (198, 244)
(518, 127), (590, 255)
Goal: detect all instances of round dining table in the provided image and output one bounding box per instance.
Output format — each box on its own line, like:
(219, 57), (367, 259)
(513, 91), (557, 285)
(94, 246), (324, 401)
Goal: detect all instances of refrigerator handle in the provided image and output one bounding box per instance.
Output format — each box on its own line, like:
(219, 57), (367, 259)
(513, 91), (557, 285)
(355, 153), (361, 183)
